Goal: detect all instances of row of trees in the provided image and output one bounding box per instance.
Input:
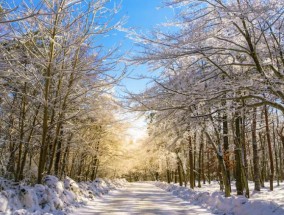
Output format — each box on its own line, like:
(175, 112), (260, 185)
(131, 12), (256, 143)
(0, 0), (126, 183)
(128, 0), (284, 197)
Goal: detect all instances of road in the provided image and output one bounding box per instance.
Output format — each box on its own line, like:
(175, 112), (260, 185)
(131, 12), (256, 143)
(71, 182), (214, 215)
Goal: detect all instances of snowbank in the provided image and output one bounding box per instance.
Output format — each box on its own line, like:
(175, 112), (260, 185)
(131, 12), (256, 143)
(0, 176), (127, 215)
(154, 181), (284, 215)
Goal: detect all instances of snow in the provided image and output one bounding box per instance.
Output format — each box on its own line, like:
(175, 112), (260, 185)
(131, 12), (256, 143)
(0, 176), (127, 215)
(1, 177), (283, 215)
(154, 181), (284, 215)
(71, 182), (214, 214)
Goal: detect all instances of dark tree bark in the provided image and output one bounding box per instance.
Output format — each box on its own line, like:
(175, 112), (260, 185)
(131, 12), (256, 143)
(205, 132), (231, 197)
(188, 134), (194, 189)
(166, 157), (171, 183)
(177, 153), (183, 186)
(272, 122), (280, 186)
(259, 132), (266, 187)
(198, 133), (204, 188)
(54, 128), (64, 176)
(174, 169), (178, 183)
(222, 110), (231, 191)
(264, 106), (274, 191)
(252, 108), (261, 191)
(234, 113), (244, 195)
(207, 146), (211, 184)
(16, 83), (27, 181)
(193, 132), (197, 187)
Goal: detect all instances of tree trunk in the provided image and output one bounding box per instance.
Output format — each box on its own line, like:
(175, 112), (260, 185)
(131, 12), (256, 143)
(259, 132), (266, 187)
(207, 146), (211, 184)
(193, 132), (197, 187)
(166, 157), (171, 183)
(188, 134), (194, 189)
(54, 128), (64, 176)
(240, 108), (250, 198)
(91, 157), (98, 181)
(37, 7), (61, 184)
(218, 163), (224, 192)
(234, 113), (244, 195)
(60, 134), (72, 179)
(178, 155), (187, 187)
(252, 108), (261, 191)
(174, 169), (178, 183)
(177, 154), (183, 186)
(223, 110), (231, 191)
(205, 132), (230, 197)
(264, 105), (274, 191)
(198, 133), (204, 188)
(272, 122), (280, 186)
(16, 83), (27, 181)
(277, 128), (284, 181)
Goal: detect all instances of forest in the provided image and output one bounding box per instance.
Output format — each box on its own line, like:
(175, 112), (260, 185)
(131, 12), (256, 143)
(0, 0), (284, 214)
(126, 0), (284, 198)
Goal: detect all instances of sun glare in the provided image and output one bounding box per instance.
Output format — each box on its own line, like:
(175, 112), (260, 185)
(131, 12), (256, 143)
(126, 117), (147, 143)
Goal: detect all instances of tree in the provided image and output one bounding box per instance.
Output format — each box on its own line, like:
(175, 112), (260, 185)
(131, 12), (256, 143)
(0, 0), (124, 183)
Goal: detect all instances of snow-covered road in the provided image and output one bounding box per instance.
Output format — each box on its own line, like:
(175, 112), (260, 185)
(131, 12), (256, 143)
(71, 182), (213, 215)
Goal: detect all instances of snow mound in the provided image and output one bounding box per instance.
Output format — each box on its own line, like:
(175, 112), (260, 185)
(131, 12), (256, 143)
(154, 181), (284, 215)
(0, 176), (127, 214)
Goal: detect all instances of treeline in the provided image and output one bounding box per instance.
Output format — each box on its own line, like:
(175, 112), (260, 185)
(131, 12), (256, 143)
(134, 107), (284, 198)
(128, 0), (284, 197)
(0, 0), (124, 183)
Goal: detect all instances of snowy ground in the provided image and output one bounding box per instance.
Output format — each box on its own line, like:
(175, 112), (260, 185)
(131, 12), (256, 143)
(1, 177), (284, 215)
(0, 176), (127, 215)
(71, 182), (213, 215)
(155, 181), (284, 215)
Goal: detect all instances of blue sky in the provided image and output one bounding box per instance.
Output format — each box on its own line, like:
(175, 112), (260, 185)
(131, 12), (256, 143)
(102, 0), (175, 138)
(103, 0), (174, 94)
